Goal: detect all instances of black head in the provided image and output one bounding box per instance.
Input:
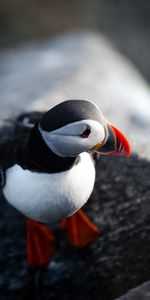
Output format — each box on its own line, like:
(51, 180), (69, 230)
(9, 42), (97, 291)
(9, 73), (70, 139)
(37, 99), (130, 158)
(40, 99), (104, 132)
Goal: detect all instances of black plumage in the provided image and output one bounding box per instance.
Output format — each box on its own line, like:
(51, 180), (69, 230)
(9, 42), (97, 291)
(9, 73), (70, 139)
(0, 110), (78, 183)
(40, 100), (103, 132)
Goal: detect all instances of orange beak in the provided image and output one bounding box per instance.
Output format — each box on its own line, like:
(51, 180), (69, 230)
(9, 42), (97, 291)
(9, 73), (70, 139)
(95, 123), (131, 157)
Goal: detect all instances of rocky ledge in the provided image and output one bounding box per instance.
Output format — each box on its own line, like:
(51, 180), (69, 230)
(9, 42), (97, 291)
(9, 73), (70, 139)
(0, 33), (150, 300)
(0, 154), (150, 300)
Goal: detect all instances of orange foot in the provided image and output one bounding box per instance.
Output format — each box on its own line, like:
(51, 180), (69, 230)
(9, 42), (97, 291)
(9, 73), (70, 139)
(26, 218), (56, 269)
(26, 210), (100, 268)
(60, 209), (100, 247)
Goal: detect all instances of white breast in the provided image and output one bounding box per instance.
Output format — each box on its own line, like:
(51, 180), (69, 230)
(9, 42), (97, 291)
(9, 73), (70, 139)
(3, 152), (95, 223)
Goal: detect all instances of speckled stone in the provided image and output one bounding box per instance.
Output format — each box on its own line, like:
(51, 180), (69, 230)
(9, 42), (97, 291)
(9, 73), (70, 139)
(0, 33), (150, 159)
(0, 154), (150, 300)
(0, 33), (150, 300)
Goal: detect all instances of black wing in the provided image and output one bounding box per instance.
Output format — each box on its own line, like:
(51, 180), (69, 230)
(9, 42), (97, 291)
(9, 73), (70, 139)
(0, 111), (44, 142)
(0, 111), (44, 185)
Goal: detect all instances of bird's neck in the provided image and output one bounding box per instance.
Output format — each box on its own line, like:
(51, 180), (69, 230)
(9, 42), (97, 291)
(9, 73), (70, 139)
(26, 124), (78, 173)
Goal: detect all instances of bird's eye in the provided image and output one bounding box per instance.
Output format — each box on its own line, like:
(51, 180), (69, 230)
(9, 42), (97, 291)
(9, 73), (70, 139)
(80, 126), (91, 138)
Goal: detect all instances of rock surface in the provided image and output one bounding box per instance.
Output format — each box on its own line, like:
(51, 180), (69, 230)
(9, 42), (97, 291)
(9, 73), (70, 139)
(0, 33), (150, 158)
(0, 33), (150, 299)
(116, 281), (150, 300)
(0, 155), (150, 300)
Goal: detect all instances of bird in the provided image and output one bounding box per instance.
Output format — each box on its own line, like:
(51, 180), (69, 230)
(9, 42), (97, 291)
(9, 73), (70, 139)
(0, 99), (130, 270)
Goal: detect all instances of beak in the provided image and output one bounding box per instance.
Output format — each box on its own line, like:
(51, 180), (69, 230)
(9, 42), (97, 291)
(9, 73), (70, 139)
(94, 123), (131, 157)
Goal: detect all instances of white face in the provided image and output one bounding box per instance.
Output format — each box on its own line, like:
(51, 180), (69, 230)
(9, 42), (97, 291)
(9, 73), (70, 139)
(39, 119), (105, 157)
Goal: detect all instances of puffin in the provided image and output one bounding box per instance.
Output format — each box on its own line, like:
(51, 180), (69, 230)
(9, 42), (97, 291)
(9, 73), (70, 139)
(0, 99), (130, 269)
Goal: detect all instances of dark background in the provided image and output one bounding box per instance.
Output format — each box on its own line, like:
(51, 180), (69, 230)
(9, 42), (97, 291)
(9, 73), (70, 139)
(0, 0), (150, 82)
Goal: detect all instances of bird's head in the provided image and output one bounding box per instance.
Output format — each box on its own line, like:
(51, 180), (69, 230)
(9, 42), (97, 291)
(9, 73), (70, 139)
(38, 99), (131, 158)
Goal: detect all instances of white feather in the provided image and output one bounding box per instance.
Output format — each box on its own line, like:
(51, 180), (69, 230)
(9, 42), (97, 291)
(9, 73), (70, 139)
(39, 119), (105, 157)
(3, 152), (95, 223)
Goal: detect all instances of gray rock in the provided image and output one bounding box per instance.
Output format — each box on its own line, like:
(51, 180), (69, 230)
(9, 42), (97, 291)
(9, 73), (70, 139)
(116, 281), (150, 300)
(1, 33), (150, 299)
(0, 154), (150, 300)
(0, 33), (150, 158)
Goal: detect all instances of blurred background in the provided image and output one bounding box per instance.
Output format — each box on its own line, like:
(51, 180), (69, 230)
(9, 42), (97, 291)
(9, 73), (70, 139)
(0, 0), (150, 81)
(0, 0), (150, 157)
